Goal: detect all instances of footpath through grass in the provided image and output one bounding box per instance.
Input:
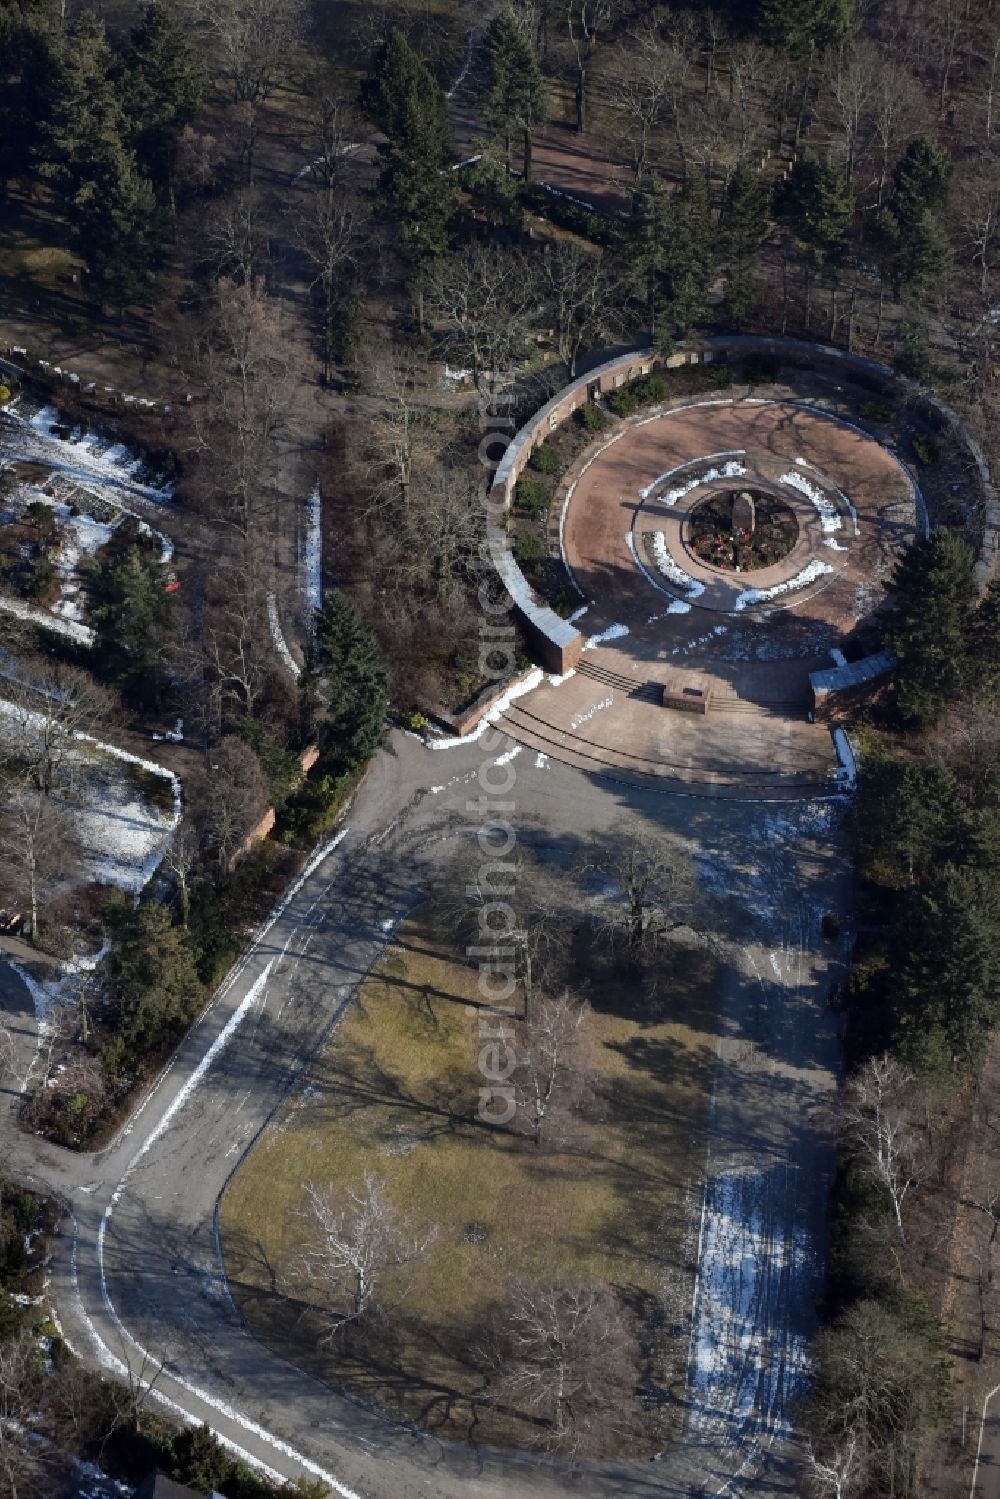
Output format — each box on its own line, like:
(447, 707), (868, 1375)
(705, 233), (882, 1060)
(221, 905), (721, 1453)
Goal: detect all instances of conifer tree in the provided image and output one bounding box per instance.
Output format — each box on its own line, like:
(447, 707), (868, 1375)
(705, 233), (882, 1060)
(360, 29), (454, 270)
(305, 593), (389, 767)
(474, 10), (546, 180)
(886, 530), (978, 727)
(721, 162), (769, 325)
(36, 15), (163, 306)
(123, 0), (203, 210)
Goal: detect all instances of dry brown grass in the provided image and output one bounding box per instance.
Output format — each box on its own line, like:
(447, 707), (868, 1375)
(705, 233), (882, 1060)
(220, 907), (721, 1451)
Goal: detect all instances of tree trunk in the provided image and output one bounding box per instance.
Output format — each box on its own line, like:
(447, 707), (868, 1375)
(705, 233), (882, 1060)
(575, 68), (586, 133)
(794, 52), (814, 148)
(523, 126), (533, 184)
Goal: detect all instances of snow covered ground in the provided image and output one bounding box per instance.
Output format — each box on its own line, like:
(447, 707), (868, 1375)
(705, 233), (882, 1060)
(687, 1166), (813, 1450)
(301, 483), (322, 614)
(0, 394), (175, 643)
(0, 699), (181, 897)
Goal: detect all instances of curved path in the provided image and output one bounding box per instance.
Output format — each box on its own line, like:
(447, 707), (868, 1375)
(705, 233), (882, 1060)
(0, 727), (849, 1499)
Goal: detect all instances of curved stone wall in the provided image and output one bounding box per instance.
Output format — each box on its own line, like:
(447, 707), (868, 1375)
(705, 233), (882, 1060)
(489, 337), (999, 673)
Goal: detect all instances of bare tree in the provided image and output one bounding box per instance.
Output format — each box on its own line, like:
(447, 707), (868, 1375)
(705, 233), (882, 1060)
(201, 735), (269, 872)
(362, 348), (436, 508)
(515, 989), (592, 1144)
(0, 785), (80, 943)
(591, 826), (695, 949)
(0, 1330), (45, 1497)
(0, 664), (110, 797)
(841, 1054), (922, 1241)
(483, 1277), (639, 1456)
(566, 0), (613, 134)
(185, 279), (296, 547)
(537, 242), (626, 377)
(823, 40), (879, 190)
(294, 1172), (437, 1335)
(804, 1429), (866, 1499)
(187, 0), (303, 178)
(422, 243), (538, 400)
(292, 91), (368, 384)
(164, 820), (199, 929)
(198, 189), (266, 285)
(869, 62), (926, 210)
(956, 163), (1000, 300)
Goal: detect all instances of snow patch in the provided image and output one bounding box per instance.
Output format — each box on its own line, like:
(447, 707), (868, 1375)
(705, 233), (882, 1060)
(650, 533), (706, 599)
(266, 593), (301, 680)
(779, 469), (842, 533)
(582, 623), (628, 651)
(642, 458), (746, 505)
(567, 604), (589, 623)
(301, 484), (322, 614)
(570, 694), (612, 729)
(429, 669), (544, 748)
(733, 558), (833, 612)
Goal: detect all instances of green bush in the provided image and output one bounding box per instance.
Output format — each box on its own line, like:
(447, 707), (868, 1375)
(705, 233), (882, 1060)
(633, 372), (667, 403)
(278, 769), (348, 842)
(0, 386), (11, 405)
(514, 475), (551, 516)
(742, 353), (782, 385)
(529, 441), (561, 475)
(912, 434), (939, 465)
(606, 386), (639, 416)
(606, 372), (667, 417)
(576, 401), (607, 433)
(513, 532), (546, 566)
(858, 398), (896, 424)
(702, 361), (733, 388)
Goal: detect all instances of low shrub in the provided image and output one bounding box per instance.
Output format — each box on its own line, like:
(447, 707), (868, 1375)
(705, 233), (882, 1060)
(278, 767), (349, 843)
(702, 362), (733, 388)
(513, 532), (546, 565)
(607, 372), (667, 417)
(529, 441), (561, 475)
(606, 386), (638, 416)
(633, 372), (667, 403)
(576, 401), (607, 433)
(912, 434), (939, 465)
(742, 353), (782, 385)
(514, 474), (551, 515)
(857, 398), (896, 424)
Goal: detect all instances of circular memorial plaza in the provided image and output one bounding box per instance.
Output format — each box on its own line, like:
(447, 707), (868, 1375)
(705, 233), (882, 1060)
(493, 395), (920, 796)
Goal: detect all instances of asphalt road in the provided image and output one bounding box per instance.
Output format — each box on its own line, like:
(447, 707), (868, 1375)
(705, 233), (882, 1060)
(0, 725), (851, 1499)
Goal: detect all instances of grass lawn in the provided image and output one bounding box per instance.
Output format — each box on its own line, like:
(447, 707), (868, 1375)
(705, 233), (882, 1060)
(221, 907), (721, 1453)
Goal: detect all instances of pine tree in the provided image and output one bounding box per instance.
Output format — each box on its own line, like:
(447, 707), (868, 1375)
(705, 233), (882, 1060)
(305, 593), (389, 767)
(894, 862), (1000, 1071)
(721, 163), (769, 325)
(970, 576), (1000, 697)
(896, 209), (952, 299)
(886, 530), (978, 727)
(122, 0), (203, 210)
(757, 0), (852, 56)
(664, 173), (715, 339)
(91, 545), (170, 707)
(777, 151), (852, 327)
(474, 10), (546, 179)
(632, 174), (714, 345)
(106, 900), (204, 1061)
(0, 1), (58, 199)
(36, 15), (163, 306)
(890, 137), (952, 231)
(360, 29), (455, 270)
